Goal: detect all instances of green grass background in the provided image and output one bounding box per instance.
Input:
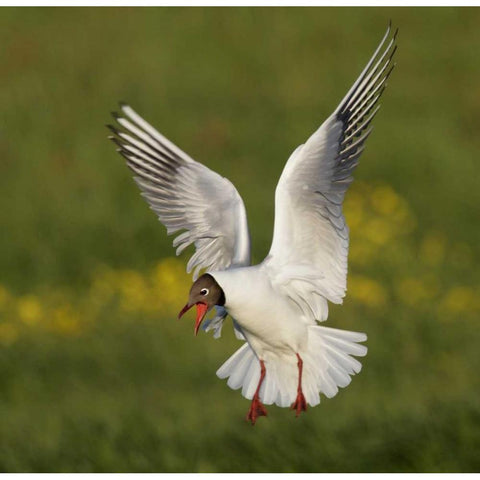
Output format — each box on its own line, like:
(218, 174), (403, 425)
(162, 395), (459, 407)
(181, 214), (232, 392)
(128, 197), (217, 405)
(0, 6), (479, 472)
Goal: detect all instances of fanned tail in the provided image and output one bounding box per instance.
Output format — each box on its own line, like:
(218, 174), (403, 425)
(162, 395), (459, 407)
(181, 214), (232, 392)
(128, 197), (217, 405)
(216, 325), (367, 408)
(300, 325), (367, 406)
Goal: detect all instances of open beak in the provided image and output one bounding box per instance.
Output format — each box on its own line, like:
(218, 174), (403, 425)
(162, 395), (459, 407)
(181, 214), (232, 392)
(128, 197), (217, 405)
(178, 302), (209, 336)
(178, 303), (193, 319)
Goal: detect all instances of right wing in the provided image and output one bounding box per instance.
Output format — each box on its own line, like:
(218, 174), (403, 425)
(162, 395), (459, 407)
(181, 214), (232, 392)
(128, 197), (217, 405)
(108, 104), (251, 280)
(265, 25), (397, 322)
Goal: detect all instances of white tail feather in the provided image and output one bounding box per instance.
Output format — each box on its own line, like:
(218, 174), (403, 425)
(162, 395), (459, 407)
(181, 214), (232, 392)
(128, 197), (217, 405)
(216, 324), (367, 408)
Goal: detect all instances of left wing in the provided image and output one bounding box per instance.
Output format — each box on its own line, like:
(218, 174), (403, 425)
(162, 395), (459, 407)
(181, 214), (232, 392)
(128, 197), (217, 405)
(108, 104), (251, 280)
(265, 25), (397, 322)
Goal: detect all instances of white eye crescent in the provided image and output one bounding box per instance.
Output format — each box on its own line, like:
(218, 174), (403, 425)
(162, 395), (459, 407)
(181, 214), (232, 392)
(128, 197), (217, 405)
(200, 288), (209, 296)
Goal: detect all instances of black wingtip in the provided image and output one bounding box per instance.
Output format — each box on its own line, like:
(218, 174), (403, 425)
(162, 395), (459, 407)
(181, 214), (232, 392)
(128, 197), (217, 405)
(119, 101), (128, 108)
(111, 111), (121, 120)
(389, 44), (398, 61)
(110, 136), (124, 149)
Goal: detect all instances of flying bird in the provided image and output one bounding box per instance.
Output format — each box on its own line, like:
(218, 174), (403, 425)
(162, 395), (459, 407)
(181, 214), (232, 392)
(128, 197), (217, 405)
(108, 25), (397, 425)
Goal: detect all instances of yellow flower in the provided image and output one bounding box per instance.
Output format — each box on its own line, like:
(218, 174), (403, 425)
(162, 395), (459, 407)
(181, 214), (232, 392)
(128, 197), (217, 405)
(346, 181), (416, 263)
(51, 303), (81, 335)
(441, 286), (478, 315)
(370, 184), (400, 216)
(344, 190), (365, 232)
(363, 218), (393, 246)
(390, 201), (416, 233)
(150, 258), (189, 313)
(17, 295), (43, 326)
(117, 270), (149, 312)
(348, 274), (387, 308)
(420, 232), (446, 267)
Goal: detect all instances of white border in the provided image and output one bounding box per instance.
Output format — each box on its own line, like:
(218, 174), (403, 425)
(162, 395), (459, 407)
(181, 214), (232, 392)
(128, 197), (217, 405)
(4, 473), (480, 477)
(4, 475), (479, 478)
(2, 1), (480, 6)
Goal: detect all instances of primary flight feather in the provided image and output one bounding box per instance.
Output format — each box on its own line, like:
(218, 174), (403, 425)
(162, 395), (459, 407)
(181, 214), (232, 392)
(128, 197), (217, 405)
(108, 24), (397, 424)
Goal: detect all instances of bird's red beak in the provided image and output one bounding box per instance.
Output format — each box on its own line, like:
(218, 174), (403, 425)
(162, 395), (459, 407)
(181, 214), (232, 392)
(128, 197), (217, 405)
(178, 302), (209, 336)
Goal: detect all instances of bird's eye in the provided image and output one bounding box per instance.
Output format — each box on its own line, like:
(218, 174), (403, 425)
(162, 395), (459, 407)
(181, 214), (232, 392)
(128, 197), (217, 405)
(200, 288), (209, 296)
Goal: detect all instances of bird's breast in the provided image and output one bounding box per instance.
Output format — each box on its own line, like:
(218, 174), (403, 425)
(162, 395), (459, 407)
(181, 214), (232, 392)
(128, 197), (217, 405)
(210, 267), (308, 354)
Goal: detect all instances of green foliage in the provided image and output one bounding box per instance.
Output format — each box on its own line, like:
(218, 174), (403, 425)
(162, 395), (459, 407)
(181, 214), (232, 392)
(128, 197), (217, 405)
(0, 7), (479, 472)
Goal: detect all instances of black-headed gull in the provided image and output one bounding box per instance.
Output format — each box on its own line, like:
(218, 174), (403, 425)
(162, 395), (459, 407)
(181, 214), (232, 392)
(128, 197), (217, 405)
(108, 25), (397, 425)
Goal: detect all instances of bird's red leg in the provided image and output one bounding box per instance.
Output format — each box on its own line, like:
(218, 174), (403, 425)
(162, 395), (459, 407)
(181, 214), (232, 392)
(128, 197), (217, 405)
(291, 353), (308, 417)
(246, 359), (268, 425)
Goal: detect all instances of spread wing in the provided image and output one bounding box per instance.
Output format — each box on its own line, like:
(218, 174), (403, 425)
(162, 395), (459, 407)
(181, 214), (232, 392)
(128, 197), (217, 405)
(108, 104), (251, 279)
(265, 25), (397, 322)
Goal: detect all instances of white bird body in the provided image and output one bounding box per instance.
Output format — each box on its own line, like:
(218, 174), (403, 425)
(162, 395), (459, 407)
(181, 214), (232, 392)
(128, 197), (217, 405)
(212, 265), (309, 354)
(108, 25), (397, 422)
(211, 262), (367, 409)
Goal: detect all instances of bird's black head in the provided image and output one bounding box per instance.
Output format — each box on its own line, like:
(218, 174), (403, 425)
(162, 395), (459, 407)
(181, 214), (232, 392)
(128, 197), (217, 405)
(178, 274), (225, 335)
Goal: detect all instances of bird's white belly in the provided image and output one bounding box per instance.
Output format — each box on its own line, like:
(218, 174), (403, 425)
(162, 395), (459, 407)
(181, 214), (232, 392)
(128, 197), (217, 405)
(210, 267), (309, 358)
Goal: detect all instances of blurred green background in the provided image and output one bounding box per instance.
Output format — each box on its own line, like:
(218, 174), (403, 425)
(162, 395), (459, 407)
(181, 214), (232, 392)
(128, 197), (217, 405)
(0, 6), (479, 473)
